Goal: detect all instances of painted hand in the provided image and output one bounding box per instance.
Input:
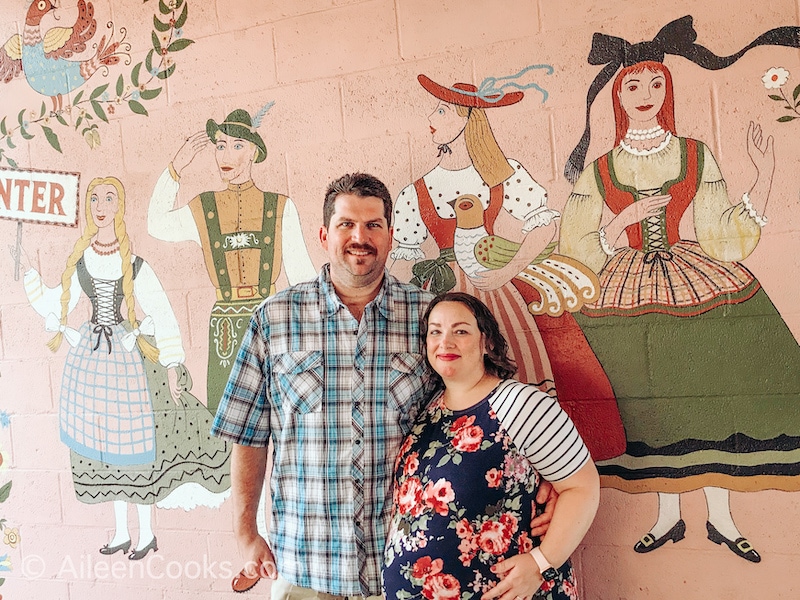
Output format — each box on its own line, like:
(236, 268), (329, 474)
(481, 554), (543, 600)
(746, 121), (775, 177)
(167, 367), (183, 406)
(172, 130), (210, 175)
(470, 265), (517, 291)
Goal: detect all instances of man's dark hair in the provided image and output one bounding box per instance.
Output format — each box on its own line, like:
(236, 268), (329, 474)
(323, 173), (393, 228)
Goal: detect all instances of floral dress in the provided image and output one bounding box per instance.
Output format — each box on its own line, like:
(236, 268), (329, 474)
(383, 380), (589, 600)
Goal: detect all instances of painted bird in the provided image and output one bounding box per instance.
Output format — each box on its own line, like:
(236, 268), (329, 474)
(0, 0), (120, 111)
(450, 194), (600, 317)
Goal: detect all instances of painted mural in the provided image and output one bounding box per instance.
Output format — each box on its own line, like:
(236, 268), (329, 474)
(560, 15), (800, 563)
(22, 176), (231, 557)
(390, 68), (626, 464)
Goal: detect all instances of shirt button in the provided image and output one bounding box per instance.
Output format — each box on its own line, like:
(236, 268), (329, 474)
(355, 438), (362, 445)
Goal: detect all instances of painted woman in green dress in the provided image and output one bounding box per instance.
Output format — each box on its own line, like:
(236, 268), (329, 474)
(560, 16), (800, 562)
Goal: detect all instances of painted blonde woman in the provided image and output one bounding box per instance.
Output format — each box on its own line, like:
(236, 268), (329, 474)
(24, 177), (231, 559)
(391, 70), (625, 463)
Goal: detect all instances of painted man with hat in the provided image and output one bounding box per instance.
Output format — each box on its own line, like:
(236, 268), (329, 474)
(148, 107), (316, 414)
(390, 69), (626, 465)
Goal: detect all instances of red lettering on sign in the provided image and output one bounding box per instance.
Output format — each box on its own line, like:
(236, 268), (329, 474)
(49, 182), (66, 216)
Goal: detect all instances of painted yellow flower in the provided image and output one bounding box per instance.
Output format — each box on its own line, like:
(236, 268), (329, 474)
(3, 527), (19, 549)
(762, 67), (790, 89)
(83, 129), (101, 149)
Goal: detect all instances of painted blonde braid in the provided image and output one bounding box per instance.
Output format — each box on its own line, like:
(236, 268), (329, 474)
(456, 105), (514, 188)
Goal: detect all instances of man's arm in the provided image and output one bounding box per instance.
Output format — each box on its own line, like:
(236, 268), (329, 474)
(231, 444), (278, 580)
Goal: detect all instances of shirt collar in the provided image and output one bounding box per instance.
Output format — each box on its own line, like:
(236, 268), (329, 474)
(226, 180), (256, 193)
(319, 264), (394, 320)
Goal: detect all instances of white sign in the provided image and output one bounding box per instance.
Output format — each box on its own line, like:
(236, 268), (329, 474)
(0, 167), (80, 227)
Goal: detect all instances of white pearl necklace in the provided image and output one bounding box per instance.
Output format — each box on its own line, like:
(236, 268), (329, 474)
(619, 132), (673, 156)
(625, 126), (665, 140)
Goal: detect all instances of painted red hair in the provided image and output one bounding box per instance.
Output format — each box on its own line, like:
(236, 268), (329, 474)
(611, 61), (676, 146)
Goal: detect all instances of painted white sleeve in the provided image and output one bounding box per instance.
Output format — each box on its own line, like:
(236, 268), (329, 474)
(280, 197), (317, 285)
(23, 268), (81, 320)
(147, 167), (201, 245)
(391, 183), (427, 260)
(489, 380), (590, 482)
(502, 159), (560, 233)
(132, 258), (185, 367)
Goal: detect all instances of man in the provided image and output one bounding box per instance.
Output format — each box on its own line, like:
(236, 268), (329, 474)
(212, 173), (555, 598)
(148, 108), (317, 414)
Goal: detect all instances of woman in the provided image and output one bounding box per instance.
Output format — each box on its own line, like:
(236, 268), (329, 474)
(391, 71), (625, 463)
(24, 177), (231, 558)
(560, 16), (800, 562)
(383, 292), (599, 600)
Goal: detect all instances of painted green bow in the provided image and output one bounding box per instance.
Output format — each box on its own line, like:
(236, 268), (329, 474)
(410, 248), (457, 294)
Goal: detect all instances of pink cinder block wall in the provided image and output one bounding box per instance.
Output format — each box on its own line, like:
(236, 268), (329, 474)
(0, 0), (798, 598)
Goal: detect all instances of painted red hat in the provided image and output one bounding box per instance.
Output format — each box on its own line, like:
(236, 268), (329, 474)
(417, 74), (524, 109)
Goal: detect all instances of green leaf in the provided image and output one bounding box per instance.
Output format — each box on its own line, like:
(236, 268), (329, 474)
(0, 117), (6, 135)
(131, 62), (143, 87)
(0, 481), (11, 503)
(90, 83), (109, 100)
(175, 2), (188, 28)
(145, 48), (155, 73)
(42, 126), (62, 152)
(115, 74), (124, 97)
(75, 114), (84, 128)
(73, 89), (84, 105)
(56, 112), (68, 126)
(159, 0), (171, 14)
(156, 63), (176, 79)
(768, 94), (784, 101)
(167, 38), (193, 52)
(20, 126), (33, 140)
(777, 115), (797, 122)
(39, 101), (46, 118)
(793, 83), (800, 102)
(128, 100), (148, 116)
(6, 136), (15, 149)
(151, 30), (162, 54)
(17, 108), (25, 126)
(139, 87), (162, 100)
(153, 14), (171, 32)
(6, 156), (17, 168)
(91, 100), (108, 123)
(0, 577), (5, 586)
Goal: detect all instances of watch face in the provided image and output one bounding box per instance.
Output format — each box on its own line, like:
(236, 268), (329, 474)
(541, 567), (559, 582)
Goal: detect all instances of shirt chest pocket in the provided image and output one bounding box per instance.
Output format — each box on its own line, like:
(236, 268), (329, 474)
(388, 352), (427, 416)
(272, 351), (324, 415)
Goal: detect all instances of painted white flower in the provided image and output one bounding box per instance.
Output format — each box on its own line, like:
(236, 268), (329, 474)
(762, 67), (790, 89)
(224, 232), (257, 249)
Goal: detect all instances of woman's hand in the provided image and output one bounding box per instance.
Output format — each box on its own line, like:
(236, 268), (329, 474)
(172, 131), (210, 175)
(470, 265), (517, 291)
(167, 367), (183, 406)
(602, 194), (671, 250)
(481, 554), (542, 600)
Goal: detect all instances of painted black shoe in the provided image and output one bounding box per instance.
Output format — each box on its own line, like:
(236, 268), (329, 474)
(633, 519), (686, 553)
(706, 522), (761, 563)
(99, 539), (131, 555)
(128, 536), (158, 560)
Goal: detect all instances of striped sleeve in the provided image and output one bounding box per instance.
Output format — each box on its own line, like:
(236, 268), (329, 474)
(489, 380), (590, 481)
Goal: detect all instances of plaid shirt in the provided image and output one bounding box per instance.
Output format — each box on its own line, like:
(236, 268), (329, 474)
(212, 265), (433, 596)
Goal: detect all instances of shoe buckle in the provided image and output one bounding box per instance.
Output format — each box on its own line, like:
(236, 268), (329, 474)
(639, 534), (655, 547)
(737, 539), (754, 553)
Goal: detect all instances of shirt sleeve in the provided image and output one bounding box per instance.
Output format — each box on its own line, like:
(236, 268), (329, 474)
(489, 381), (590, 482)
(211, 308), (272, 446)
(24, 267), (82, 319)
(280, 197), (318, 285)
(502, 159), (560, 233)
(391, 183), (427, 261)
(559, 165), (608, 275)
(132, 258), (185, 367)
(147, 166), (202, 244)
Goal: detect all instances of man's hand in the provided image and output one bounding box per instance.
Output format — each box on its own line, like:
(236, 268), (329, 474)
(239, 533), (278, 580)
(530, 480), (559, 538)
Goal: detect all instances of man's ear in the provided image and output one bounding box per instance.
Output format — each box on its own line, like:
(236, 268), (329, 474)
(319, 226), (328, 249)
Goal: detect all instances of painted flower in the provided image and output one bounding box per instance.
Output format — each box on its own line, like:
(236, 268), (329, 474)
(0, 411), (10, 428)
(3, 528), (19, 549)
(403, 452), (419, 476)
(485, 467), (503, 488)
(131, 90), (141, 101)
(0, 554), (10, 571)
(477, 519), (512, 555)
(424, 478), (454, 516)
(452, 425), (483, 452)
(397, 477), (424, 516)
(411, 556), (443, 580)
(422, 572), (460, 600)
(762, 67), (790, 89)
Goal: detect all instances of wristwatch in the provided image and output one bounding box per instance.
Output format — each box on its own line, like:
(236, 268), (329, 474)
(530, 547), (558, 582)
